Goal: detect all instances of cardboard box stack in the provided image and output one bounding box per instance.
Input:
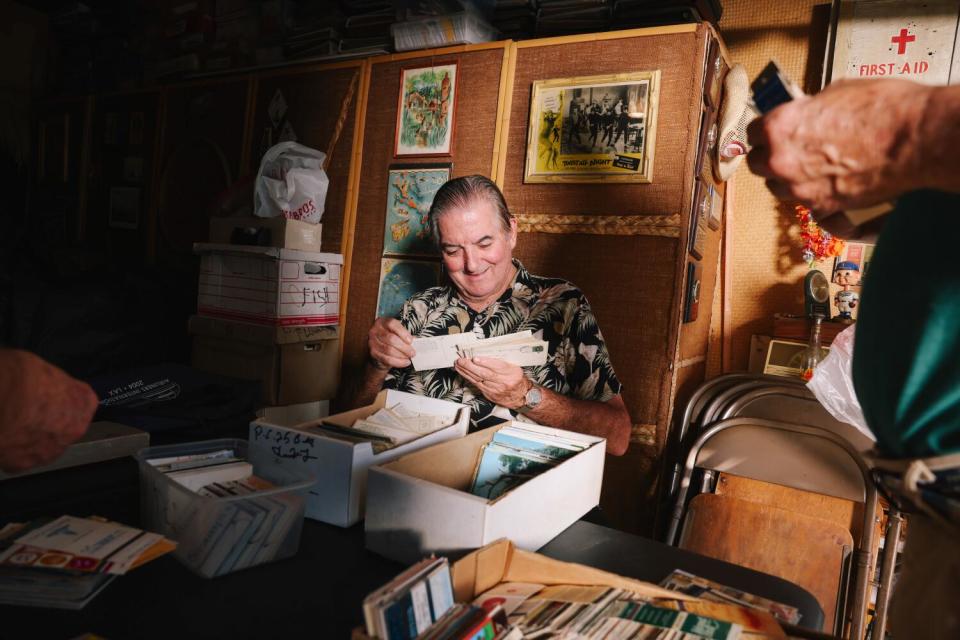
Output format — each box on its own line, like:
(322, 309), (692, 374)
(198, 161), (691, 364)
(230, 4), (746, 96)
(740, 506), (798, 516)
(190, 216), (342, 407)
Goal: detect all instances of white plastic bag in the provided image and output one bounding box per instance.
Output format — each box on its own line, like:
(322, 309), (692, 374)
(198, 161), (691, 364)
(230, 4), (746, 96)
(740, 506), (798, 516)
(253, 142), (328, 223)
(807, 323), (875, 442)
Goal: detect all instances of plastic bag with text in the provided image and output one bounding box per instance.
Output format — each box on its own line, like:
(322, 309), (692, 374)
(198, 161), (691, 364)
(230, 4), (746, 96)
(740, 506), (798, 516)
(253, 142), (328, 223)
(807, 323), (875, 442)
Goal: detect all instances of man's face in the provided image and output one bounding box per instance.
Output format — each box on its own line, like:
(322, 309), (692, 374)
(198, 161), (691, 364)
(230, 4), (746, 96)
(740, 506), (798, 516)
(437, 198), (517, 308)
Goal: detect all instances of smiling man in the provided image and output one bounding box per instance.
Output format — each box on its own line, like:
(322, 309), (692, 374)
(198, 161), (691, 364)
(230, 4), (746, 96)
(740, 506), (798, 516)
(353, 175), (631, 455)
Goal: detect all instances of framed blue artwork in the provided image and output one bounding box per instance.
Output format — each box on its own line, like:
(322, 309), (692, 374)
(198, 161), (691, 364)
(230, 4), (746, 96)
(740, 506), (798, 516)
(376, 258), (443, 319)
(382, 164), (450, 257)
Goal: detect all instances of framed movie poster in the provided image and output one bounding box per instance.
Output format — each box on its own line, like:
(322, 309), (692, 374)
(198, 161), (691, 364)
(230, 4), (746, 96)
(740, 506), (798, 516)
(524, 71), (660, 183)
(395, 62), (458, 157)
(376, 258), (443, 319)
(383, 164), (451, 257)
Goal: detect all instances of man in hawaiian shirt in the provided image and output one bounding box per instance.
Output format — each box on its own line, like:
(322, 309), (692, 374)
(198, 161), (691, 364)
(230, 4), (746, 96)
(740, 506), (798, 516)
(353, 175), (631, 456)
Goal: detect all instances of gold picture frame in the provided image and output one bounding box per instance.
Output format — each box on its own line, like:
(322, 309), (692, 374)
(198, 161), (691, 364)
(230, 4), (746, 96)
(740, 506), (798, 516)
(524, 71), (660, 184)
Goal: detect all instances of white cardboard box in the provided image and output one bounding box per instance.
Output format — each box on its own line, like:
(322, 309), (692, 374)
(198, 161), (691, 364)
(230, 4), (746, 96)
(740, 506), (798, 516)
(194, 243), (342, 327)
(208, 216), (323, 253)
(247, 390), (470, 528)
(364, 422), (606, 565)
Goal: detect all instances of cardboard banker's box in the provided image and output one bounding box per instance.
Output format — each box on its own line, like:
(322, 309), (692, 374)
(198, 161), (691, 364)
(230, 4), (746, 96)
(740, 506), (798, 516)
(208, 215), (322, 253)
(247, 390), (471, 528)
(194, 243), (342, 327)
(364, 422), (605, 565)
(189, 315), (339, 405)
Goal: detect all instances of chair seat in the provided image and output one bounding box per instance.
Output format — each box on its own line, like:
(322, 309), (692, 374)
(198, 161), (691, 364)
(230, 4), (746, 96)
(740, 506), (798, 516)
(678, 493), (853, 631)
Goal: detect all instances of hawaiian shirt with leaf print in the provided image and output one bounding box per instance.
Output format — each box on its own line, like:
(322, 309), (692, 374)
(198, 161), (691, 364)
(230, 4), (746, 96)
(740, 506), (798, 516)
(383, 259), (623, 431)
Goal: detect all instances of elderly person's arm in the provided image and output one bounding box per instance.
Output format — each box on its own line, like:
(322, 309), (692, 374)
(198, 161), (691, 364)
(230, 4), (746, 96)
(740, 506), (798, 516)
(0, 350), (98, 473)
(345, 317), (416, 409)
(455, 356), (632, 456)
(747, 79), (960, 233)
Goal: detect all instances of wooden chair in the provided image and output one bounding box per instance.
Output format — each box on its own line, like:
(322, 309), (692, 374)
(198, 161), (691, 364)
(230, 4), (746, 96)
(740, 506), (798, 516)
(668, 417), (877, 639)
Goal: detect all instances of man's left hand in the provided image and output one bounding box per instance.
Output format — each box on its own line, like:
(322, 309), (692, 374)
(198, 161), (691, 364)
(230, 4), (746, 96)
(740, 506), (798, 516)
(455, 356), (529, 409)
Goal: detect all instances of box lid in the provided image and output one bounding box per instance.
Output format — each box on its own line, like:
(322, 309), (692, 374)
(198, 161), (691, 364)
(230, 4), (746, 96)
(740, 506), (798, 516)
(193, 242), (343, 264)
(188, 314), (339, 345)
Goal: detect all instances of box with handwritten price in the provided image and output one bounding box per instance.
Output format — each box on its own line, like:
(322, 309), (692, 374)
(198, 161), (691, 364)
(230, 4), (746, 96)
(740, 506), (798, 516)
(248, 390), (470, 528)
(136, 438), (315, 578)
(193, 243), (342, 327)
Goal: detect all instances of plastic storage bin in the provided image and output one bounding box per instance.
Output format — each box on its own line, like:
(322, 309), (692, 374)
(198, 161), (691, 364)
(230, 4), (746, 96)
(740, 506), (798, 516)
(136, 438), (314, 578)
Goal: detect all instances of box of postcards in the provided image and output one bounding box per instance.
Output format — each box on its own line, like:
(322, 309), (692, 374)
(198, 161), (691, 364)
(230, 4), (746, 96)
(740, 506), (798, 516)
(248, 390), (471, 528)
(136, 438), (315, 578)
(364, 421), (605, 565)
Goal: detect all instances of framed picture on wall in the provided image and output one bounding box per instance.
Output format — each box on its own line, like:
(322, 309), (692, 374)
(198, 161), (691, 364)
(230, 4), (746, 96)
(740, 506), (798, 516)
(383, 164), (451, 257)
(108, 187), (140, 230)
(376, 258), (443, 319)
(394, 62), (458, 157)
(523, 71), (660, 183)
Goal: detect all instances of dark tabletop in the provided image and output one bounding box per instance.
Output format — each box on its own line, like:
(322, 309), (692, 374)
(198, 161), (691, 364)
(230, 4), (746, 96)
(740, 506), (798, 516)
(0, 459), (823, 639)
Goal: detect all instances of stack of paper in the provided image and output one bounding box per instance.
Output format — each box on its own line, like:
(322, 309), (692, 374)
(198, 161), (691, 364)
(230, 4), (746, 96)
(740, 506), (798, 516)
(311, 402), (459, 451)
(411, 330), (549, 371)
(469, 426), (586, 500)
(472, 581), (786, 639)
(146, 447), (302, 578)
(0, 516), (176, 609)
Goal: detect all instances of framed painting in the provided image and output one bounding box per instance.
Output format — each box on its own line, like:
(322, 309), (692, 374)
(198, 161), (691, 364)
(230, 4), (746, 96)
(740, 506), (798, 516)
(376, 258), (443, 319)
(383, 164), (451, 257)
(523, 70), (660, 183)
(394, 62), (458, 157)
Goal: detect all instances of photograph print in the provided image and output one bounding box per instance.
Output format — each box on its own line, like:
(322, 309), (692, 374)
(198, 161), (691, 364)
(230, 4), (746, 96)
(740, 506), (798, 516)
(383, 164), (451, 256)
(395, 62), (458, 157)
(524, 71), (660, 183)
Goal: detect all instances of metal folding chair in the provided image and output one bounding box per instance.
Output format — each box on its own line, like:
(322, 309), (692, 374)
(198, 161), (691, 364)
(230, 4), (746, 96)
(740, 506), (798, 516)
(667, 417), (877, 640)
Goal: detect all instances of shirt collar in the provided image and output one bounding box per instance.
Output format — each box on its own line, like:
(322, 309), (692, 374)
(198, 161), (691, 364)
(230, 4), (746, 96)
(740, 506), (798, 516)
(448, 258), (531, 311)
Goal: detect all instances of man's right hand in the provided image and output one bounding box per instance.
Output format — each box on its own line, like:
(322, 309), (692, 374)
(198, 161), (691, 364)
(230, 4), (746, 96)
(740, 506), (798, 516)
(368, 317), (415, 371)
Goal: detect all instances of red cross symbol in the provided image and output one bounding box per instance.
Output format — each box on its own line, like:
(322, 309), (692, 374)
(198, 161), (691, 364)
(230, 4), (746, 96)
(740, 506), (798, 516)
(891, 28), (916, 55)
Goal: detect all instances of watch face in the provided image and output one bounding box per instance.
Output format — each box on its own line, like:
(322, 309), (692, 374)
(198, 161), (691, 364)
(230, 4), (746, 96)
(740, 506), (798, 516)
(807, 270), (830, 303)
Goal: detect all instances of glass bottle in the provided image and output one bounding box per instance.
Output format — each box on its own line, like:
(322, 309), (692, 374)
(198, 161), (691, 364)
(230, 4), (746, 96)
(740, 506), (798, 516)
(800, 314), (826, 381)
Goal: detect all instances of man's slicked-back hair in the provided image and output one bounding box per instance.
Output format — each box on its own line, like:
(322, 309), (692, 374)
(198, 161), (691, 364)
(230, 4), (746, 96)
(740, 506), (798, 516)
(428, 175), (512, 247)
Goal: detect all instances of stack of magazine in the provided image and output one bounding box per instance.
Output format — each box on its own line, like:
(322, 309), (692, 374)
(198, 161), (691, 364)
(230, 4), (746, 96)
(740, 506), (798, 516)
(148, 448), (302, 578)
(469, 425), (585, 500)
(0, 515), (176, 609)
(310, 403), (459, 451)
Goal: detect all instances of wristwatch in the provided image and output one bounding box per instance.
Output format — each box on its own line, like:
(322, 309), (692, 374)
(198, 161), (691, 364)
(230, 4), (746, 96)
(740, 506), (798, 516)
(520, 384), (543, 413)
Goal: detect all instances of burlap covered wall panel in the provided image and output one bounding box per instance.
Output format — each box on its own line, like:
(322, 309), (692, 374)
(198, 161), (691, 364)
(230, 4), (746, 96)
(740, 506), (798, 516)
(341, 48), (506, 374)
(515, 233), (679, 427)
(503, 32), (701, 217)
(251, 64), (361, 254)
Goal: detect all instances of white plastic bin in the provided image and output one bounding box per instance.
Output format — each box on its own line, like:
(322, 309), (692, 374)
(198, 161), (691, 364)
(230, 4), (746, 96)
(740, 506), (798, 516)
(136, 438), (314, 578)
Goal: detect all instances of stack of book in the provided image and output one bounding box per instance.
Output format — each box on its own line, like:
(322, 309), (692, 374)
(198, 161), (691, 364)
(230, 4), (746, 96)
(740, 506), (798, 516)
(535, 0), (611, 37)
(0, 515), (176, 609)
(469, 425), (586, 500)
(145, 447), (304, 578)
(491, 0), (538, 40)
(340, 1), (395, 55)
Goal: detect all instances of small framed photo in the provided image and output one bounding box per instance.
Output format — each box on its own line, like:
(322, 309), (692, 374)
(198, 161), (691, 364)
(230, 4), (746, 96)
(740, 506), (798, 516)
(763, 338), (830, 378)
(524, 70), (660, 183)
(395, 62), (458, 157)
(376, 258), (443, 319)
(108, 187), (140, 230)
(383, 164), (451, 257)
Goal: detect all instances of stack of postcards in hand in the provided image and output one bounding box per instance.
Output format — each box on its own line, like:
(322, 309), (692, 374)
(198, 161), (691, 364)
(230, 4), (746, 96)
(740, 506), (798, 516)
(0, 515), (176, 609)
(412, 330), (549, 371)
(469, 425), (586, 500)
(311, 403), (460, 451)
